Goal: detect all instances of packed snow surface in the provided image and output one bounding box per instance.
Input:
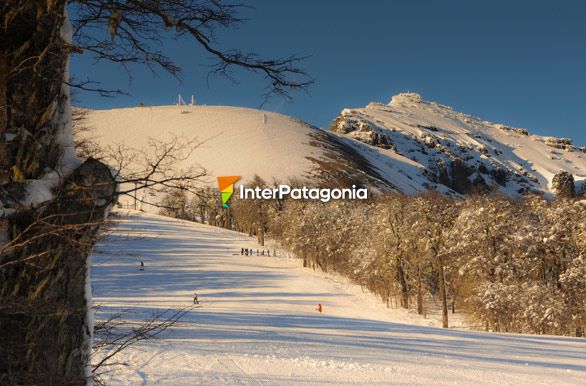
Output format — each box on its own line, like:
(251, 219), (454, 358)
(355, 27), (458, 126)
(91, 211), (586, 385)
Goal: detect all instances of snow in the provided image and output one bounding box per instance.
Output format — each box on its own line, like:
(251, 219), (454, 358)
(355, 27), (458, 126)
(81, 96), (586, 207)
(81, 105), (332, 210)
(91, 211), (586, 385)
(82, 105), (323, 182)
(334, 92), (586, 196)
(55, 7), (81, 176)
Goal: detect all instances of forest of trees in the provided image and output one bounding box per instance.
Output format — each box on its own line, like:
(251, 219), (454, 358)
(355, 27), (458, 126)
(163, 177), (586, 337)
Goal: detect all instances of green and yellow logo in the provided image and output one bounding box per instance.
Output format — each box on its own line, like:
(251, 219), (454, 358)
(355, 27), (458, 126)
(217, 176), (241, 208)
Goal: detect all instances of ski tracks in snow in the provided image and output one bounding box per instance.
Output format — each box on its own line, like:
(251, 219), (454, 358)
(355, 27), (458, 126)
(92, 211), (586, 385)
(208, 357), (265, 386)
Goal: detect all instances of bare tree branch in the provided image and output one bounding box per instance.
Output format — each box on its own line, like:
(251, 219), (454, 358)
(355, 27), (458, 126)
(67, 78), (127, 97)
(91, 307), (190, 385)
(68, 0), (313, 99)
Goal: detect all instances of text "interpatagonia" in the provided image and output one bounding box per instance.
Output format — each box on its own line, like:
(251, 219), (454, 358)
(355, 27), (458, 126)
(239, 184), (368, 202)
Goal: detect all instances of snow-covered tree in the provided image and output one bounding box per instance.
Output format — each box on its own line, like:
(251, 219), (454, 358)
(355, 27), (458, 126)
(160, 188), (190, 220)
(552, 171), (575, 198)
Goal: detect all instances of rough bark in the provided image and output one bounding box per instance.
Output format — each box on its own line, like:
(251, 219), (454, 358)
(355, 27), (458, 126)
(1, 1), (117, 384)
(2, 0), (69, 184)
(0, 158), (116, 385)
(0, 46), (9, 245)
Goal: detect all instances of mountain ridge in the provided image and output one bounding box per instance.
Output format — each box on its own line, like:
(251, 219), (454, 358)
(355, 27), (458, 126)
(330, 92), (586, 197)
(78, 93), (586, 206)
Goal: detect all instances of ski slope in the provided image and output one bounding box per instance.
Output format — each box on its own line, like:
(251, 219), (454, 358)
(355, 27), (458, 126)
(91, 211), (586, 385)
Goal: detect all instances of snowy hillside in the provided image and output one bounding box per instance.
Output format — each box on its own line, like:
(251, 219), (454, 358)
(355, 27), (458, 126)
(81, 105), (390, 199)
(91, 211), (586, 385)
(332, 93), (586, 197)
(80, 97), (586, 203)
(84, 105), (322, 182)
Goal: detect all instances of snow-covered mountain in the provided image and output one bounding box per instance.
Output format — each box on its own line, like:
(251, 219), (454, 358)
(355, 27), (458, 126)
(81, 105), (390, 189)
(81, 94), (586, 200)
(331, 92), (586, 197)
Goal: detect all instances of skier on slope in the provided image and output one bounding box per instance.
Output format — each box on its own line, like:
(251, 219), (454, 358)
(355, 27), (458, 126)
(193, 292), (199, 305)
(316, 304), (323, 313)
(139, 261), (144, 271)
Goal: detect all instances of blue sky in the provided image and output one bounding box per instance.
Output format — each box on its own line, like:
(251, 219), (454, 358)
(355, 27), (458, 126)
(71, 0), (586, 145)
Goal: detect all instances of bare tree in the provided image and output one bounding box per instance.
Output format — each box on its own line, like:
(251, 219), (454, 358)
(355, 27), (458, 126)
(72, 107), (104, 160)
(413, 193), (459, 328)
(69, 0), (313, 100)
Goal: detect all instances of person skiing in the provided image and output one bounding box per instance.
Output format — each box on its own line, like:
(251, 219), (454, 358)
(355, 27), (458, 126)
(256, 249), (259, 256)
(241, 247), (244, 255)
(261, 250), (265, 256)
(316, 304), (323, 313)
(193, 292), (199, 305)
(267, 250), (271, 257)
(139, 261), (144, 271)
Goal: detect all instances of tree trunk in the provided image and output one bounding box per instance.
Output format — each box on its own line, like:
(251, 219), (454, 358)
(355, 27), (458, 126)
(0, 159), (116, 385)
(397, 260), (409, 309)
(199, 206), (205, 223)
(437, 258), (449, 328)
(0, 2), (117, 383)
(258, 224), (264, 246)
(416, 264), (423, 315)
(257, 204), (264, 246)
(0, 51), (8, 246)
(224, 208), (231, 230)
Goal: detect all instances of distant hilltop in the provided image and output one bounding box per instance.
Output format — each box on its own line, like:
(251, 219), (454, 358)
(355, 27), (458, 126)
(331, 92), (586, 197)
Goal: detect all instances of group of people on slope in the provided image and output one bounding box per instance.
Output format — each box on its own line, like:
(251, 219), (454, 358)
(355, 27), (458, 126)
(241, 247), (272, 257)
